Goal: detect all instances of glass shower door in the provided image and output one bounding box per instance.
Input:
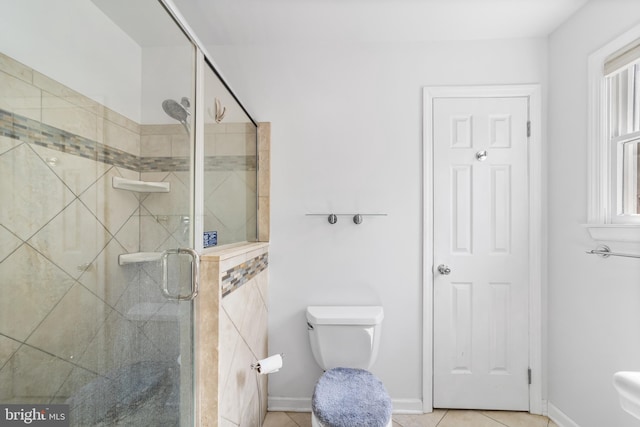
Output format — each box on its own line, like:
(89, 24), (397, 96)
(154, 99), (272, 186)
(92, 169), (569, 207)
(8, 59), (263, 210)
(0, 0), (198, 425)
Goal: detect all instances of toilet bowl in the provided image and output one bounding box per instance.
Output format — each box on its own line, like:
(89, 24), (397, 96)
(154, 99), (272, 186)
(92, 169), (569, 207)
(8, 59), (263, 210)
(306, 306), (392, 427)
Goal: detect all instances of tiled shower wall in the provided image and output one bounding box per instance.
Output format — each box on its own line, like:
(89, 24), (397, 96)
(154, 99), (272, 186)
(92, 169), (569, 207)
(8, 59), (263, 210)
(0, 51), (149, 404)
(197, 243), (270, 427)
(0, 51), (259, 409)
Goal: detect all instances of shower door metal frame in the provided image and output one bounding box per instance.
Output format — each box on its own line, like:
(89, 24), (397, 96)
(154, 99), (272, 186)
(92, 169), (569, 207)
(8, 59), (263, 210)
(156, 2), (259, 425)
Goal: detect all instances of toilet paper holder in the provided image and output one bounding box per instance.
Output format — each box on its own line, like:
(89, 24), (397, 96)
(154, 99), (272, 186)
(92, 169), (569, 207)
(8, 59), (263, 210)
(251, 353), (284, 375)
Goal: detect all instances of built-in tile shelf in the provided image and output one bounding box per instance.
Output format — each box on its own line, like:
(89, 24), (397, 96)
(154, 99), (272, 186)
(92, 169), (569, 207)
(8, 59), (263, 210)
(118, 252), (163, 265)
(112, 176), (170, 193)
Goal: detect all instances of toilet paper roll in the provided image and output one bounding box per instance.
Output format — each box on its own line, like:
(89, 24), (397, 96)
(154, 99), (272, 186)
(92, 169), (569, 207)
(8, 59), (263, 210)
(256, 354), (283, 375)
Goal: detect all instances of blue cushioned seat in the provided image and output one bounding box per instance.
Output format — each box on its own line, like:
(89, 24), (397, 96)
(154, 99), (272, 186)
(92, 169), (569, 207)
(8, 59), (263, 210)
(312, 367), (392, 427)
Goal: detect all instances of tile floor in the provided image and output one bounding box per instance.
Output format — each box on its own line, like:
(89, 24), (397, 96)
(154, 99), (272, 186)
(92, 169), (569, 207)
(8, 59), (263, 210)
(263, 410), (559, 427)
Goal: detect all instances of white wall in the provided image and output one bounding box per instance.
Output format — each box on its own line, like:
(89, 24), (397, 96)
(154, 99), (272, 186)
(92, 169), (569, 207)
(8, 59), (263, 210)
(0, 0), (142, 122)
(207, 39), (547, 410)
(547, 1), (640, 426)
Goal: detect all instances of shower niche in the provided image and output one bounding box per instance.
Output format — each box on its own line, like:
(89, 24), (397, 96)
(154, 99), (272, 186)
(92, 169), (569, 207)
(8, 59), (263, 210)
(0, 0), (260, 425)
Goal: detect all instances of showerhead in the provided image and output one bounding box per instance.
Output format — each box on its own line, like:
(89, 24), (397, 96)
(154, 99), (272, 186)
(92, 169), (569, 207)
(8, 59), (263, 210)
(162, 98), (191, 135)
(162, 98), (190, 123)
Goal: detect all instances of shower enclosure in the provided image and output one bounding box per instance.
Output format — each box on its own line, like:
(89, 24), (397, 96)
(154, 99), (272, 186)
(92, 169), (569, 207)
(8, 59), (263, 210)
(0, 0), (257, 425)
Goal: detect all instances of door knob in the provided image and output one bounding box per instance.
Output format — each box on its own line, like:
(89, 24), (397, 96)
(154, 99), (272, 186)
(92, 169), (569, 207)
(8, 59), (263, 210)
(437, 264), (451, 275)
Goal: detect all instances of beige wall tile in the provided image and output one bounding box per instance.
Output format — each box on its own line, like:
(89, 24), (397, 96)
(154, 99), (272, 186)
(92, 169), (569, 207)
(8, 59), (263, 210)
(78, 310), (159, 376)
(204, 122), (227, 135)
(0, 135), (21, 156)
(28, 199), (111, 280)
(225, 122), (255, 134)
(258, 122), (271, 152)
(35, 71), (103, 116)
(220, 335), (254, 424)
(258, 148), (271, 197)
(0, 225), (22, 263)
(42, 93), (97, 141)
(216, 132), (249, 156)
(114, 211), (140, 253)
(141, 123), (182, 135)
(26, 284), (112, 361)
(79, 167), (140, 236)
(0, 70), (41, 121)
(198, 243), (269, 426)
(219, 252), (249, 274)
(172, 133), (190, 157)
(54, 366), (98, 401)
(0, 52), (33, 84)
(254, 270), (269, 307)
(78, 238), (135, 307)
(4, 345), (74, 400)
(258, 196), (270, 242)
(246, 245), (268, 261)
(0, 245), (74, 342)
(0, 144), (75, 240)
(0, 336), (21, 370)
(104, 106), (139, 134)
(141, 134), (172, 157)
(30, 143), (110, 196)
(245, 132), (257, 155)
(196, 259), (220, 427)
(102, 117), (140, 155)
(257, 123), (271, 242)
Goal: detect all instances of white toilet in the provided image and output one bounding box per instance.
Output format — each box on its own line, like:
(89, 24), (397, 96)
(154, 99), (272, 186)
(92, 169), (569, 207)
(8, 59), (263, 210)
(306, 306), (392, 427)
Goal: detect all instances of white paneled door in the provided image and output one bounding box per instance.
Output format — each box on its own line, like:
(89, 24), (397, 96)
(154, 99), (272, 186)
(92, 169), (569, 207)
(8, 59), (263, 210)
(433, 97), (530, 410)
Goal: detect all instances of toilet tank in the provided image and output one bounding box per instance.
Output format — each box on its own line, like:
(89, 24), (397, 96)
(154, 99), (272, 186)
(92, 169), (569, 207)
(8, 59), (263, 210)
(306, 306), (384, 370)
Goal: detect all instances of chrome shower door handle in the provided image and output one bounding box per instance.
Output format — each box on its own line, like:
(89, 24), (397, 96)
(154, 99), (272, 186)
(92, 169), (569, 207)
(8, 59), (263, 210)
(161, 248), (200, 301)
(437, 264), (451, 275)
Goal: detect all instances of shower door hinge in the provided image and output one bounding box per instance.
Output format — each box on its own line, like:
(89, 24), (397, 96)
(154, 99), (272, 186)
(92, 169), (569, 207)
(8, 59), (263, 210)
(528, 368), (532, 385)
(527, 121), (531, 138)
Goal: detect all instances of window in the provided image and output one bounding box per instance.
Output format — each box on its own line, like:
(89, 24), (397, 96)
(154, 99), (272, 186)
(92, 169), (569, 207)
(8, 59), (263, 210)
(604, 48), (640, 219)
(606, 60), (640, 219)
(587, 25), (640, 240)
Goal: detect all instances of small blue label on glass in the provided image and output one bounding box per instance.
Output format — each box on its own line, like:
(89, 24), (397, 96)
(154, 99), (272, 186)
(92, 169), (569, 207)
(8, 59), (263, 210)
(203, 231), (217, 248)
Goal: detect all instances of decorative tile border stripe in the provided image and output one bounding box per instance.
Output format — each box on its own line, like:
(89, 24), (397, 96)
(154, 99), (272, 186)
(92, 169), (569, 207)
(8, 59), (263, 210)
(1, 108), (141, 170)
(0, 108), (256, 172)
(139, 155), (256, 172)
(221, 253), (268, 298)
(139, 156), (190, 172)
(204, 155), (257, 171)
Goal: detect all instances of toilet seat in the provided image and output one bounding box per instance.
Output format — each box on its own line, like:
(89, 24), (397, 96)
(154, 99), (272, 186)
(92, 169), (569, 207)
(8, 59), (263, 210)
(311, 367), (392, 427)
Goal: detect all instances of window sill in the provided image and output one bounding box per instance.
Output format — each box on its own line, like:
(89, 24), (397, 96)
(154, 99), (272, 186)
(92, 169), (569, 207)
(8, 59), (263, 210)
(583, 224), (640, 243)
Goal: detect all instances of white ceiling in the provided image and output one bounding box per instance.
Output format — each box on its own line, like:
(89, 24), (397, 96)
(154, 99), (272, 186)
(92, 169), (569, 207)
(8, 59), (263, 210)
(171, 0), (589, 45)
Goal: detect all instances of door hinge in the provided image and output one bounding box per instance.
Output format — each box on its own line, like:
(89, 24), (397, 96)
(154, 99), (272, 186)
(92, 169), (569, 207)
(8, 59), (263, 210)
(527, 121), (531, 138)
(528, 368), (532, 385)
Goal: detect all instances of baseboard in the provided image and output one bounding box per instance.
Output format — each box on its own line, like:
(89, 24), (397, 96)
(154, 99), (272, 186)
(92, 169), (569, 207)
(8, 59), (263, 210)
(548, 402), (581, 427)
(268, 397), (311, 412)
(389, 399), (424, 414)
(267, 397), (423, 414)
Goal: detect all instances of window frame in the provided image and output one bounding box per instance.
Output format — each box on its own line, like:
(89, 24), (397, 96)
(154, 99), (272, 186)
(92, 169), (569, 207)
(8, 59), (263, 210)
(586, 24), (640, 242)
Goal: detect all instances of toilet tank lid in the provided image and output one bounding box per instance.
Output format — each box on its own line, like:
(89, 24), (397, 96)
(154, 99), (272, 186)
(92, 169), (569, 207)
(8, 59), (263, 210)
(306, 306), (384, 325)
